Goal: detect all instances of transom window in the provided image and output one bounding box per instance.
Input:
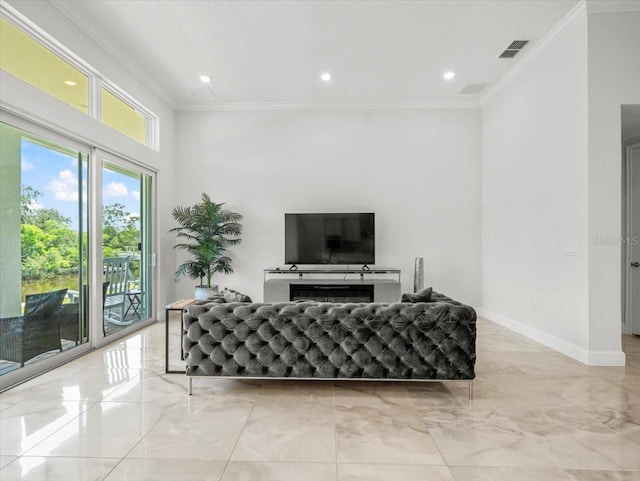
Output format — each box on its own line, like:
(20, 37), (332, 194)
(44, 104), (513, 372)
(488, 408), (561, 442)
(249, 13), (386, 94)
(0, 9), (157, 149)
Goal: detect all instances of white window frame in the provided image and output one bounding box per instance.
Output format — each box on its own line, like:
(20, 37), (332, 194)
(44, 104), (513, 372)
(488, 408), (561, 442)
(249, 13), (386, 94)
(100, 81), (159, 150)
(1, 2), (159, 151)
(0, 112), (94, 390)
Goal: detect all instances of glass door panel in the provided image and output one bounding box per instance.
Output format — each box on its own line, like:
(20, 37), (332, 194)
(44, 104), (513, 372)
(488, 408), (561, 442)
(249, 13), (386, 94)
(101, 161), (151, 337)
(0, 122), (89, 378)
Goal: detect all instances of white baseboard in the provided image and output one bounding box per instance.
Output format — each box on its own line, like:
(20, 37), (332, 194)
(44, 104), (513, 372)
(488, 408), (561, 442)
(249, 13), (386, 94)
(587, 350), (626, 366)
(477, 307), (626, 367)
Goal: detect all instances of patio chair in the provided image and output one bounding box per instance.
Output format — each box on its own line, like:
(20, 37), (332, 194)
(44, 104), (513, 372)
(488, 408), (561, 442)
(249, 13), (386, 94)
(0, 288), (68, 367)
(103, 256), (132, 326)
(60, 282), (109, 344)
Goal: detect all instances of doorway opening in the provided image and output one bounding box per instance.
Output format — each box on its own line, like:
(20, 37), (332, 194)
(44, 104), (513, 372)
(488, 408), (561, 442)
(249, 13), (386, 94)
(621, 105), (640, 365)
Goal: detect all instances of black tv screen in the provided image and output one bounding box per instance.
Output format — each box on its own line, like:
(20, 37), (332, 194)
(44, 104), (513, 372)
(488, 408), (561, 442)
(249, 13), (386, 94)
(285, 213), (375, 265)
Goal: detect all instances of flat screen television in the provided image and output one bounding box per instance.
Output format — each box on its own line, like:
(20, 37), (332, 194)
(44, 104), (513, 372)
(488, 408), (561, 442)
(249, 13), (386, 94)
(285, 213), (375, 265)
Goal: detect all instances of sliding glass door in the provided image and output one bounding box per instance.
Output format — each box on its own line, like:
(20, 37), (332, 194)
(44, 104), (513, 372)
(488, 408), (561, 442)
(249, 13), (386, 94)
(101, 158), (153, 338)
(0, 121), (90, 381)
(0, 117), (156, 388)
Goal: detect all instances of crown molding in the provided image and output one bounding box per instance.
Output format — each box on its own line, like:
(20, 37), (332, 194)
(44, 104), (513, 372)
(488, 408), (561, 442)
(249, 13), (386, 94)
(586, 0), (640, 13)
(479, 0), (588, 106)
(176, 99), (481, 112)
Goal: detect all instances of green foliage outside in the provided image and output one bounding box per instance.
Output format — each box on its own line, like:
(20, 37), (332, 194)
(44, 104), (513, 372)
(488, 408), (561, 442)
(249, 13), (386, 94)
(20, 186), (139, 281)
(102, 202), (140, 258)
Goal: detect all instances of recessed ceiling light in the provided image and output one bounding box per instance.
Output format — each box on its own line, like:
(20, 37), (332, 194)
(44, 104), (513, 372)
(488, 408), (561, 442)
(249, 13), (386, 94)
(200, 74), (212, 84)
(321, 73), (332, 82)
(64, 80), (77, 86)
(443, 71), (455, 80)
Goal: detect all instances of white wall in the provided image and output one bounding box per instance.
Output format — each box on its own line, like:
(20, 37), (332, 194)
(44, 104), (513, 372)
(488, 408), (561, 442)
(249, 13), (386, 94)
(481, 15), (592, 360)
(175, 109), (482, 304)
(587, 11), (640, 357)
(2, 0), (177, 316)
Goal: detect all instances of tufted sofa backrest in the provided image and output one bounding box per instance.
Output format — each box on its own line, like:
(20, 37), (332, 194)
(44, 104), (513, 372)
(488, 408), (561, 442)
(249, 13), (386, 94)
(183, 298), (476, 381)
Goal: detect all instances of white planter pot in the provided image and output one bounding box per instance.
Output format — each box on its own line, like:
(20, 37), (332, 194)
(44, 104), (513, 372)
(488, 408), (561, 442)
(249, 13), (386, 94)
(194, 285), (219, 300)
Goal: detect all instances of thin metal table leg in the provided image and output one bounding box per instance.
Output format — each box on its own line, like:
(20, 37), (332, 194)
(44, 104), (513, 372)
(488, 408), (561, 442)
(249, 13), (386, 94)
(180, 310), (185, 361)
(165, 308), (169, 374)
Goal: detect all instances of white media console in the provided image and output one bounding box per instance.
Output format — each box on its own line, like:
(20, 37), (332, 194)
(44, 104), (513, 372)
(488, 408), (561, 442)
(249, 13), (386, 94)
(263, 267), (401, 303)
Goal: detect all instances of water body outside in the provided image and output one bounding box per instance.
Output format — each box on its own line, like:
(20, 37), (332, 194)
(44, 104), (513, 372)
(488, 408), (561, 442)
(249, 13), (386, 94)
(22, 273), (79, 302)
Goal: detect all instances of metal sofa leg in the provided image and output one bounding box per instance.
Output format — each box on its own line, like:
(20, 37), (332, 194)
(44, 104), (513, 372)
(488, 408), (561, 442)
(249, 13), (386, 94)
(469, 381), (473, 400)
(188, 377), (192, 395)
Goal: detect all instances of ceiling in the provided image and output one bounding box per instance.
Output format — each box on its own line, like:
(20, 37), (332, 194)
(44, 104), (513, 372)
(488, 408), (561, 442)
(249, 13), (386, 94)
(51, 0), (581, 110)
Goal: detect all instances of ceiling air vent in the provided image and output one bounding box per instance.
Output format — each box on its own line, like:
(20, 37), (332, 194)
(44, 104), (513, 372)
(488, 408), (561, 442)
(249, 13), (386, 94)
(507, 40), (529, 50)
(460, 83), (488, 95)
(499, 39), (530, 59)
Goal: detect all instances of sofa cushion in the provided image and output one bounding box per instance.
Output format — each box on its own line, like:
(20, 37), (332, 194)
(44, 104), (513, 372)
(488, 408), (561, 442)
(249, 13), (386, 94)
(223, 288), (252, 303)
(400, 287), (433, 303)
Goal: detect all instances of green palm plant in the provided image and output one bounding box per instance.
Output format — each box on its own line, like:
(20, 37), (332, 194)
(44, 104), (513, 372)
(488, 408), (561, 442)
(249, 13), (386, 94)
(170, 193), (242, 288)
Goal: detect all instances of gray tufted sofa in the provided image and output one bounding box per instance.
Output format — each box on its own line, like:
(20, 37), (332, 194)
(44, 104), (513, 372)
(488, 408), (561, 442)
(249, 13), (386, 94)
(182, 291), (476, 397)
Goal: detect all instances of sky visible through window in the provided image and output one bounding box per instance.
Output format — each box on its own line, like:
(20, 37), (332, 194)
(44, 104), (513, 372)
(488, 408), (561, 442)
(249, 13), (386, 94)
(21, 140), (140, 230)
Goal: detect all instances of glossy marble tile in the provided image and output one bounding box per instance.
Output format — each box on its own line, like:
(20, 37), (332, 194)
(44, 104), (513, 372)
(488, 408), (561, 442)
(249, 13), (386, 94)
(231, 404), (336, 462)
(477, 374), (580, 408)
(601, 374), (640, 398)
(472, 354), (528, 375)
(81, 344), (164, 371)
(127, 398), (252, 460)
(501, 405), (617, 437)
(0, 456), (17, 469)
(527, 432), (640, 470)
(405, 380), (471, 407)
(419, 405), (498, 430)
(0, 400), (19, 413)
(191, 378), (264, 404)
(556, 377), (640, 410)
(584, 407), (640, 446)
(337, 463), (455, 481)
(439, 376), (554, 409)
(334, 381), (417, 408)
(501, 406), (640, 469)
(221, 461), (337, 481)
(0, 456), (119, 481)
(104, 458), (227, 481)
(336, 405), (444, 465)
(0, 400), (91, 455)
(102, 372), (186, 404)
(1, 315), (638, 481)
(25, 401), (171, 458)
(565, 470), (640, 481)
(256, 380), (334, 407)
(28, 367), (142, 403)
(428, 410), (555, 467)
(449, 466), (571, 481)
(0, 365), (79, 406)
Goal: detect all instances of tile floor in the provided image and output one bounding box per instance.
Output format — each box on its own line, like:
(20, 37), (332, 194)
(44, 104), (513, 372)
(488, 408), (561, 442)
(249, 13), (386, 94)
(0, 317), (639, 481)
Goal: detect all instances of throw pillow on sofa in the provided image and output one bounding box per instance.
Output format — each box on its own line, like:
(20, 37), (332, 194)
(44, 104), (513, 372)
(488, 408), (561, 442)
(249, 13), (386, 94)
(207, 293), (226, 301)
(223, 288), (252, 303)
(193, 294), (225, 307)
(400, 287), (433, 303)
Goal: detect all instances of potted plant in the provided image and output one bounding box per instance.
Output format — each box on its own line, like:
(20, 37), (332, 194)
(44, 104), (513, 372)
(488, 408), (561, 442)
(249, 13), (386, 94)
(170, 193), (242, 299)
